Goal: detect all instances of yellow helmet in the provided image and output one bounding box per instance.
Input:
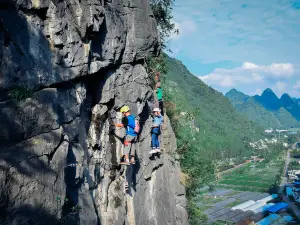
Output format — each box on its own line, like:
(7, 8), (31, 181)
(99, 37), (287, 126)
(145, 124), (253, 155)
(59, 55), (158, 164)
(120, 105), (130, 113)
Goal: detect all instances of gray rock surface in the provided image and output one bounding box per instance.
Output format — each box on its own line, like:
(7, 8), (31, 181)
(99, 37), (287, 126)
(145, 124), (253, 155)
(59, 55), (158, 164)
(0, 1), (188, 225)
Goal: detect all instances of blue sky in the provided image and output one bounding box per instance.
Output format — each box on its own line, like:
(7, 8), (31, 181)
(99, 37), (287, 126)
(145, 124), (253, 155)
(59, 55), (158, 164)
(168, 0), (300, 97)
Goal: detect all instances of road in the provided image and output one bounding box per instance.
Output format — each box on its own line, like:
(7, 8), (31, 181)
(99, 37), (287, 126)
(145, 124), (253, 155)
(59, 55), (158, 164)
(220, 161), (250, 175)
(279, 149), (291, 192)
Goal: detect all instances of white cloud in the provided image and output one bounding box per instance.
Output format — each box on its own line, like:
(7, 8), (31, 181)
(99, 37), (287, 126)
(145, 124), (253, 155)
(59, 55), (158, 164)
(181, 20), (197, 33)
(200, 62), (272, 87)
(242, 62), (294, 77)
(268, 63), (294, 76)
(272, 81), (287, 95)
(220, 77), (234, 87)
(291, 90), (300, 98)
(199, 61), (300, 97)
(252, 73), (264, 81)
(293, 80), (300, 89)
(168, 19), (197, 40)
(200, 62), (298, 88)
(249, 89), (263, 96)
(200, 73), (252, 87)
(243, 62), (259, 70)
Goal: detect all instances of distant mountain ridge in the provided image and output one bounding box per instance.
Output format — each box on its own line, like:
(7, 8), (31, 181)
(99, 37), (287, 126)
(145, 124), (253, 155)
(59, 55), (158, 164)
(225, 88), (300, 129)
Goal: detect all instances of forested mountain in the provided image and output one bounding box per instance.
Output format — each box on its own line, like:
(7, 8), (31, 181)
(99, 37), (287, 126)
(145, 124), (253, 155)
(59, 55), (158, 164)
(279, 94), (300, 120)
(254, 88), (281, 111)
(225, 88), (249, 106)
(226, 89), (300, 129)
(162, 55), (264, 193)
(281, 93), (295, 108)
(235, 98), (282, 128)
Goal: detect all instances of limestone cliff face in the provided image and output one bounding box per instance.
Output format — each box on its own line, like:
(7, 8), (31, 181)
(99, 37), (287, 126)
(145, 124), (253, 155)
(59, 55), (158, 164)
(0, 1), (188, 225)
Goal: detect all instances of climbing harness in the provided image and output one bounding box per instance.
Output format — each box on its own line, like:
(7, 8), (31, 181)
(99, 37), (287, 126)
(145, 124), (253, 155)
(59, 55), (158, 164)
(124, 140), (132, 146)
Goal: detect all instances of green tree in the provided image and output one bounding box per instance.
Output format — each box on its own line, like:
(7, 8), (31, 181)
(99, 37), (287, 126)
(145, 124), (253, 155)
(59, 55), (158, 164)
(149, 0), (179, 48)
(187, 200), (209, 225)
(146, 0), (179, 82)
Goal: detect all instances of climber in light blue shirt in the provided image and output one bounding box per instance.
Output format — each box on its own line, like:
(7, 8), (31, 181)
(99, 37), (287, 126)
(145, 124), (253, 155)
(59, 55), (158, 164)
(150, 108), (164, 156)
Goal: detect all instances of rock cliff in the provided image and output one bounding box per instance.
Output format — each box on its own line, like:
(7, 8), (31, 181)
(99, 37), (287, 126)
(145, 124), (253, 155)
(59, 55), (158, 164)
(0, 0), (188, 225)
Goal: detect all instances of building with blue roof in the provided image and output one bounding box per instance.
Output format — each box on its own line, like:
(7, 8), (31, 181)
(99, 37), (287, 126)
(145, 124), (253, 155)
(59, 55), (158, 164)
(255, 214), (281, 225)
(286, 186), (294, 196)
(286, 182), (300, 202)
(267, 202), (288, 213)
(283, 215), (294, 222)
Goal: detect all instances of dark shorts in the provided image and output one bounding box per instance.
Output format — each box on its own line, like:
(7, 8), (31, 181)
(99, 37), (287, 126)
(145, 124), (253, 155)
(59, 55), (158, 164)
(159, 100), (164, 115)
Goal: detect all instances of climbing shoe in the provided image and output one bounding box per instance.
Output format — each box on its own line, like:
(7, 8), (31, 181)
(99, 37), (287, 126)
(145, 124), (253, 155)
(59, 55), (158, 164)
(149, 149), (156, 155)
(120, 159), (130, 165)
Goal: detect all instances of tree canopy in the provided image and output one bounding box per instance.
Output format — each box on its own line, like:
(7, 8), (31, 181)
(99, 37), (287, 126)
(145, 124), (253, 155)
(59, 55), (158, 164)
(149, 0), (178, 48)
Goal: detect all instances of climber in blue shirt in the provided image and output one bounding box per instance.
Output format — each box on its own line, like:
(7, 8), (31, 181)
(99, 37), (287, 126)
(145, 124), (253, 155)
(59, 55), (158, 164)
(150, 108), (164, 156)
(115, 106), (139, 165)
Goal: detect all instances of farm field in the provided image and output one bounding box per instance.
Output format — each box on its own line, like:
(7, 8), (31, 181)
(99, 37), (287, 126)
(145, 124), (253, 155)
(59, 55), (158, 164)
(216, 156), (285, 192)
